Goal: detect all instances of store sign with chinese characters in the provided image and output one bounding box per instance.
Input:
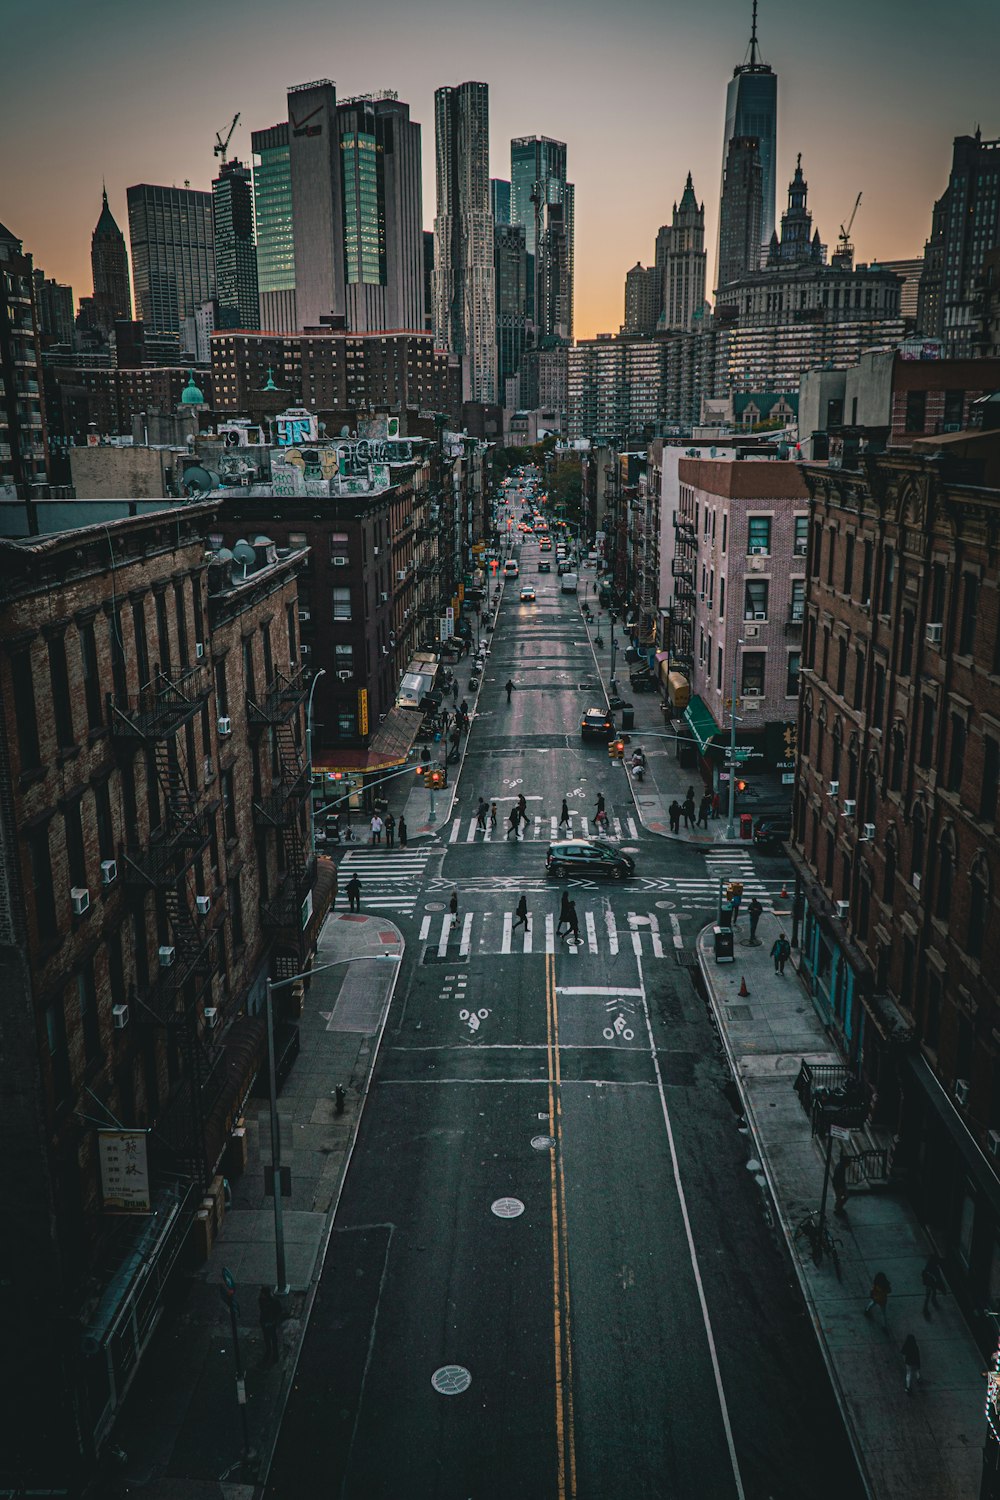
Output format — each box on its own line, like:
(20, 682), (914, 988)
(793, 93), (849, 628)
(98, 1130), (151, 1214)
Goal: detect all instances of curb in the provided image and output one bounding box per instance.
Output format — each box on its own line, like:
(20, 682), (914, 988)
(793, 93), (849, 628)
(693, 923), (876, 1500)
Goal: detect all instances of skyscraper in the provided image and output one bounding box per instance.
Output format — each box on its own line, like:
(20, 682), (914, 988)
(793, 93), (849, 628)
(433, 82), (496, 403)
(659, 174), (706, 331)
(252, 121), (297, 332)
(510, 136), (574, 333)
(213, 157), (259, 329)
(917, 131), (1000, 355)
(90, 187), (132, 336)
(623, 263), (661, 335)
(715, 0), (777, 293)
(287, 80), (341, 330)
(127, 184), (215, 335)
(491, 179), (511, 225)
(0, 221), (48, 493)
(716, 136), (763, 297)
(495, 222), (526, 398)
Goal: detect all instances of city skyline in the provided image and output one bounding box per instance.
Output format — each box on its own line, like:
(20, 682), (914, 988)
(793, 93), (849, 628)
(3, 0), (999, 341)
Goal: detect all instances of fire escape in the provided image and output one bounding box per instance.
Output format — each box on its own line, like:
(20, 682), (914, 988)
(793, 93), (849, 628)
(670, 511), (697, 673)
(249, 668), (313, 979)
(109, 667), (223, 1191)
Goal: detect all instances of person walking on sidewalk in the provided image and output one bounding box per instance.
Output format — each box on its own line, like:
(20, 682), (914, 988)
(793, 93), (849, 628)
(595, 791), (608, 830)
(681, 794), (695, 830)
(748, 896), (764, 943)
(490, 800), (497, 832)
(517, 793), (527, 822)
(346, 874), (362, 913)
(507, 806), (520, 840)
(513, 894), (530, 934)
(505, 678), (514, 703)
(556, 891), (572, 935)
(259, 1286), (281, 1364)
(770, 933), (790, 974)
(864, 1271), (892, 1328)
(449, 890), (459, 926)
(669, 800), (681, 835)
(370, 813), (384, 844)
(476, 798), (488, 831)
(398, 816), (408, 849)
(384, 812), (396, 848)
(452, 680), (459, 705)
(832, 1151), (850, 1217)
(697, 794), (712, 829)
(922, 1255), (946, 1318)
(559, 797), (571, 831)
(562, 900), (580, 946)
(711, 790), (721, 819)
(901, 1334), (921, 1394)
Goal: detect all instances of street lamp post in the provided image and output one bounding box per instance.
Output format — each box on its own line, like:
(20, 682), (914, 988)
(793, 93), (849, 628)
(305, 668), (326, 855)
(264, 953), (400, 1292)
(725, 640), (744, 840)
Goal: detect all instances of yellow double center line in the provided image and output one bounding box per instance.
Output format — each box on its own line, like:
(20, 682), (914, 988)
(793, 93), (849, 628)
(545, 953), (577, 1499)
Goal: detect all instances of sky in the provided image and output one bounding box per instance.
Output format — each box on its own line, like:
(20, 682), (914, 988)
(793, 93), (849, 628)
(3, 0), (998, 340)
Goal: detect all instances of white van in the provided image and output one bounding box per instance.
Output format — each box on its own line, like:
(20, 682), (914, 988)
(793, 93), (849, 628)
(503, 559), (519, 578)
(560, 572), (578, 593)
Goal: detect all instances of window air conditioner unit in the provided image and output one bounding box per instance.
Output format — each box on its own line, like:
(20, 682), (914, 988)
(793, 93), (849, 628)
(300, 645), (311, 661)
(333, 555), (349, 567)
(337, 669), (352, 681)
(298, 606), (311, 623)
(988, 1129), (1000, 1159)
(112, 1003), (129, 1030)
(100, 859), (118, 886)
(926, 623), (942, 644)
(196, 641), (205, 659)
(158, 945), (176, 968)
(749, 544), (767, 555)
(828, 781), (840, 797)
(835, 900), (850, 919)
(71, 886), (90, 916)
(195, 895), (212, 916)
(912, 872), (921, 891)
(744, 624), (759, 638)
(753, 610), (767, 621)
(380, 592), (389, 603)
(396, 570), (407, 582)
(954, 1078), (970, 1107)
(204, 1007), (219, 1029)
(842, 799), (856, 817)
(743, 687), (762, 697)
(794, 542), (807, 556)
(217, 715), (232, 736)
(862, 822), (875, 840)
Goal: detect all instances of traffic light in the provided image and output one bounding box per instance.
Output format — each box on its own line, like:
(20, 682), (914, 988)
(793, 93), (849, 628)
(429, 769), (445, 790)
(736, 779), (747, 794)
(415, 764), (425, 778)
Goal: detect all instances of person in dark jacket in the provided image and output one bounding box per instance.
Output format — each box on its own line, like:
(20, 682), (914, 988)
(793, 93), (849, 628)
(556, 891), (572, 935)
(669, 800), (681, 834)
(747, 896), (764, 942)
(513, 894), (530, 933)
(559, 798), (571, 830)
(901, 1334), (921, 1393)
(346, 874), (361, 912)
(398, 816), (408, 848)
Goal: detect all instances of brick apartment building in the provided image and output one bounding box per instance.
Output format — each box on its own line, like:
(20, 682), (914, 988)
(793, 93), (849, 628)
(0, 504), (320, 1488)
(791, 431), (1000, 1308)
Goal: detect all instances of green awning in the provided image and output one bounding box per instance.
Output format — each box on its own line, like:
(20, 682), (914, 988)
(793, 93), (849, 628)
(684, 695), (721, 755)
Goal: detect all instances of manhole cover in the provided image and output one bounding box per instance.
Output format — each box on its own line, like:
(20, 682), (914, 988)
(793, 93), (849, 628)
(532, 1135), (556, 1150)
(746, 1158), (762, 1173)
(621, 847), (639, 855)
(425, 903), (445, 912)
(431, 1365), (472, 1396)
(491, 1197), (525, 1218)
(655, 901), (676, 910)
(628, 915), (651, 926)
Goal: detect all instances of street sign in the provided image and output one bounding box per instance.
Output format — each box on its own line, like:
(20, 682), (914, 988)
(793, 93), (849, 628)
(725, 747), (752, 761)
(830, 1125), (852, 1142)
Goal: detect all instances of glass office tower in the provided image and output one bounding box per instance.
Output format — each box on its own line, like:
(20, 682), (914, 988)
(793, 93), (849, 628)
(252, 122), (297, 331)
(715, 5), (777, 292)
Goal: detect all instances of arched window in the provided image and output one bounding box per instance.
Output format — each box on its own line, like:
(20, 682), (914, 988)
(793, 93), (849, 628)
(848, 733), (860, 801)
(935, 826), (955, 921)
(883, 827), (897, 904)
(890, 723), (906, 793)
(968, 854), (990, 961)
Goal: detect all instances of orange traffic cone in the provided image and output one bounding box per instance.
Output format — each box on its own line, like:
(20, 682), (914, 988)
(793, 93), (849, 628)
(738, 975), (749, 997)
(780, 881), (788, 899)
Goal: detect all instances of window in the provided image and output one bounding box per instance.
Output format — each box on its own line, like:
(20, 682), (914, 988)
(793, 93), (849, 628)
(721, 515), (727, 554)
(46, 999), (71, 1107)
(826, 528), (836, 587)
(333, 587), (352, 621)
(905, 389), (927, 432)
(229, 877), (244, 949)
(335, 643), (354, 671)
(109, 607), (128, 706)
(943, 388), (964, 428)
(747, 517), (771, 553)
(919, 698), (936, 769)
(221, 769), (237, 841)
(935, 837), (954, 921)
(959, 575), (979, 656)
(785, 653), (800, 697)
(789, 579), (805, 624)
(948, 714), (966, 795)
(968, 858), (989, 960)
(931, 562), (946, 625)
(329, 531), (350, 564)
(94, 780), (114, 862)
(982, 737), (1000, 823)
(132, 599), (150, 690)
(843, 534), (854, 596)
(883, 833), (897, 903)
(872, 663), (886, 729)
(192, 578), (204, 647)
(899, 610), (915, 677)
(337, 709), (356, 736)
(836, 638), (848, 697)
(852, 648), (865, 711)
(174, 582), (189, 667)
(215, 658), (229, 716)
(719, 578), (725, 618)
(286, 603), (297, 665)
(794, 515), (809, 557)
(28, 825), (56, 942)
(744, 579), (769, 619)
(262, 623), (273, 689)
(861, 540), (873, 605)
(890, 725), (906, 793)
(79, 622), (103, 732)
(741, 652), (765, 695)
(881, 547), (895, 614)
(64, 800), (87, 890)
(11, 651), (40, 771)
(77, 959), (101, 1065)
(911, 803), (925, 884)
(924, 971), (941, 1051)
(48, 636), (74, 749)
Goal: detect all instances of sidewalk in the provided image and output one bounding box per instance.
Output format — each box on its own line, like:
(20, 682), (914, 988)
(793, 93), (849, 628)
(97, 912), (404, 1498)
(696, 908), (984, 1500)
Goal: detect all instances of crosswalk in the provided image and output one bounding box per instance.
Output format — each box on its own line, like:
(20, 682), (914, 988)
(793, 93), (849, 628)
(336, 847), (433, 916)
(667, 846), (788, 909)
(448, 812), (639, 844)
(417, 906), (678, 959)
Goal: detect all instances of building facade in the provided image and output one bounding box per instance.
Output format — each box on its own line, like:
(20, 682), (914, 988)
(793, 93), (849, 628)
(127, 184), (215, 337)
(623, 263), (662, 336)
(252, 121), (297, 333)
(90, 188), (132, 337)
(34, 270), (75, 348)
(917, 132), (1000, 357)
(716, 4), (777, 289)
(659, 174), (707, 332)
(0, 220), (49, 494)
(491, 177), (511, 225)
(212, 158), (259, 331)
(433, 81), (496, 403)
(716, 135), (763, 295)
(509, 136), (574, 337)
(495, 223), (527, 395)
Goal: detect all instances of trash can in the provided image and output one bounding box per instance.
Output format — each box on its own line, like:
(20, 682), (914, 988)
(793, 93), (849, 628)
(718, 902), (733, 928)
(620, 706), (635, 730)
(713, 926), (734, 963)
(740, 812), (753, 840)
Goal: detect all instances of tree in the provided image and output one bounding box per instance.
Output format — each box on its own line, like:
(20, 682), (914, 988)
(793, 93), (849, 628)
(547, 459), (583, 520)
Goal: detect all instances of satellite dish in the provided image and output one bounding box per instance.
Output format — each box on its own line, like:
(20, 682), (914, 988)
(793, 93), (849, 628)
(183, 464), (217, 493)
(215, 548), (234, 564)
(232, 540), (256, 577)
(340, 425), (350, 438)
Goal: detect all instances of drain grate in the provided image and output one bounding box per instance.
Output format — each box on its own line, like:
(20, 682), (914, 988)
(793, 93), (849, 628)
(431, 1365), (472, 1396)
(531, 1135), (556, 1151)
(491, 1197), (525, 1219)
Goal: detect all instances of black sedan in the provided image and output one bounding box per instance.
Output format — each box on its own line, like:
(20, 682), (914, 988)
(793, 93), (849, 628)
(546, 839), (636, 880)
(580, 707), (615, 740)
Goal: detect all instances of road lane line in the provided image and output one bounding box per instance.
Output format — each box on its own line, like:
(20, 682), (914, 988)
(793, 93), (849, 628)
(580, 817), (590, 836)
(631, 925), (643, 957)
(555, 985), (645, 996)
(465, 819), (477, 842)
(459, 912), (473, 956)
(611, 817), (623, 837)
(419, 915), (431, 941)
(585, 910), (598, 953)
(545, 913), (555, 953)
(501, 912), (513, 954)
(606, 909), (619, 955)
(626, 817), (638, 837)
(546, 955), (577, 1497)
(449, 818), (461, 843)
(670, 915), (683, 950)
(523, 917), (533, 954)
(437, 916), (451, 957)
(648, 913), (664, 959)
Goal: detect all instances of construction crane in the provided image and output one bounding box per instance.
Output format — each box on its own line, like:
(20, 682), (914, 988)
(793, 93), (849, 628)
(214, 113), (240, 162)
(838, 192), (862, 256)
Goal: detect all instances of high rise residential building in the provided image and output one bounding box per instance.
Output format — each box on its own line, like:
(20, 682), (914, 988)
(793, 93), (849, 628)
(623, 263), (662, 335)
(491, 178), (511, 225)
(916, 131), (1000, 355)
(716, 136), (763, 295)
(878, 258), (922, 323)
(715, 0), (777, 294)
(423, 230), (434, 333)
(252, 121), (297, 332)
(212, 158), (259, 330)
(510, 136), (574, 334)
(0, 221), (48, 493)
(287, 83), (425, 335)
(433, 81), (496, 403)
(536, 199), (572, 342)
(33, 271), (75, 347)
(90, 187), (132, 336)
(495, 223), (527, 397)
(659, 174), (707, 331)
(127, 183), (215, 336)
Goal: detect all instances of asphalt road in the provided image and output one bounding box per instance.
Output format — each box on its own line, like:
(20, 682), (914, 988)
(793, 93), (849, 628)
(265, 521), (863, 1499)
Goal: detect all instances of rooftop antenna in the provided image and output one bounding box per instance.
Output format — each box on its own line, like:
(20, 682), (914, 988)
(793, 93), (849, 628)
(749, 0), (759, 67)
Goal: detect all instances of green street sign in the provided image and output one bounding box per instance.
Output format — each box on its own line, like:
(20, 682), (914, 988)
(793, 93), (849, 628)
(725, 747), (752, 761)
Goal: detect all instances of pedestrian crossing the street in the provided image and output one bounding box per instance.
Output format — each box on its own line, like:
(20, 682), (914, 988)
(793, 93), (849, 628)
(336, 847), (433, 916)
(417, 905), (671, 959)
(448, 812), (640, 844)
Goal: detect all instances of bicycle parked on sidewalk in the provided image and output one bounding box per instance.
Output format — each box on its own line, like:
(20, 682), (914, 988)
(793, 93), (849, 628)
(794, 1210), (843, 1279)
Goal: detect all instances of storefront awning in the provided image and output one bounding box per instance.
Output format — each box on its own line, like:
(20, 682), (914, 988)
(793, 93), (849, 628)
(683, 694), (720, 753)
(314, 706), (423, 777)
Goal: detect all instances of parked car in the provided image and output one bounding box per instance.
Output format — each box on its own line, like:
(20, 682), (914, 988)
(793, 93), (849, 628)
(546, 839), (635, 881)
(580, 706), (615, 740)
(753, 818), (791, 850)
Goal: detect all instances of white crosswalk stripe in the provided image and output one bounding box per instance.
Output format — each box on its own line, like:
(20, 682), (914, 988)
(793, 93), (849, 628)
(446, 813), (633, 844)
(422, 906), (679, 959)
